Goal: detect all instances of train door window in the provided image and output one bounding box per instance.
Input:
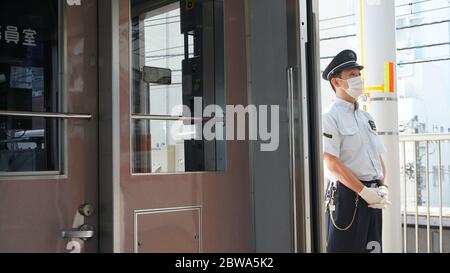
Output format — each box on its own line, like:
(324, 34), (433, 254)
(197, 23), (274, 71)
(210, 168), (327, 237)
(0, 0), (61, 175)
(130, 0), (225, 174)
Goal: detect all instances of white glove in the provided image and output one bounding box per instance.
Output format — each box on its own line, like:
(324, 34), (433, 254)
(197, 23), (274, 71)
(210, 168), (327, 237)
(358, 187), (384, 205)
(378, 185), (389, 198)
(368, 186), (392, 209)
(368, 198), (392, 209)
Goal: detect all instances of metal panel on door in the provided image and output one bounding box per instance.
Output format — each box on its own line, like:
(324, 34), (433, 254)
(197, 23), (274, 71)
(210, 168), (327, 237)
(135, 207), (201, 253)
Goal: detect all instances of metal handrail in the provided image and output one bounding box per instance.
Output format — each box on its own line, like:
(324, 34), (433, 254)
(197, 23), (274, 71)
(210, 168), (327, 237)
(399, 133), (450, 253)
(0, 110), (92, 120)
(130, 114), (223, 122)
(399, 133), (450, 142)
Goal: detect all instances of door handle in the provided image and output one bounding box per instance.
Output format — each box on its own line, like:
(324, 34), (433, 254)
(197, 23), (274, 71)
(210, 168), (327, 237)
(61, 224), (95, 240)
(0, 111), (92, 120)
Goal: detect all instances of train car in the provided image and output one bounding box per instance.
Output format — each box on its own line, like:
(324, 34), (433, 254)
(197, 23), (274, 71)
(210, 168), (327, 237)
(0, 0), (324, 253)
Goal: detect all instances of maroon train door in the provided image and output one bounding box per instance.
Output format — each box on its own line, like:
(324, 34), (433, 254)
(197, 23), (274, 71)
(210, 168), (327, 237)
(0, 0), (99, 252)
(116, 0), (253, 252)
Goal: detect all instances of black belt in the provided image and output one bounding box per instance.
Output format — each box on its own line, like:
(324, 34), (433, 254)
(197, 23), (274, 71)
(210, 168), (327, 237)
(328, 180), (381, 188)
(360, 180), (381, 188)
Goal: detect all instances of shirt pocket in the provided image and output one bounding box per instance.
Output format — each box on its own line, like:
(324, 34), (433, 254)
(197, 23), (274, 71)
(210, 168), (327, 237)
(337, 117), (359, 136)
(337, 125), (360, 156)
(338, 126), (359, 136)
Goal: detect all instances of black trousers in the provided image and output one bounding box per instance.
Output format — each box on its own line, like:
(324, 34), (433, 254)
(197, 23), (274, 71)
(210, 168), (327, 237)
(325, 180), (383, 253)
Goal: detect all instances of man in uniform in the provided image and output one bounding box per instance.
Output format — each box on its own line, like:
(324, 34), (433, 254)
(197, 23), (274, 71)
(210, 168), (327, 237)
(322, 49), (392, 253)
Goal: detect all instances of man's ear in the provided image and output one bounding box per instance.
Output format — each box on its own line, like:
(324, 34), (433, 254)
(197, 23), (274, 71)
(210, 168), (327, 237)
(330, 77), (340, 90)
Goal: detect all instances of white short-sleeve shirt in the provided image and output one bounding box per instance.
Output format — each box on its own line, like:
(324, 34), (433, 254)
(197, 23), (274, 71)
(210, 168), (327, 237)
(322, 97), (386, 182)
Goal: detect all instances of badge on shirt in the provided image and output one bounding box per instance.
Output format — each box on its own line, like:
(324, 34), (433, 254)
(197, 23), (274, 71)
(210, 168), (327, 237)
(369, 120), (377, 131)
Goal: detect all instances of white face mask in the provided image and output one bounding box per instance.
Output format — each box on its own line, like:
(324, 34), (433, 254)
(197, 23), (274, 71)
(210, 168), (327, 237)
(342, 76), (364, 99)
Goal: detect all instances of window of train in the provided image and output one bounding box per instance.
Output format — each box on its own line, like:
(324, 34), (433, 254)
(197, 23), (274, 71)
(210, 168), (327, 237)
(0, 0), (60, 175)
(130, 0), (226, 174)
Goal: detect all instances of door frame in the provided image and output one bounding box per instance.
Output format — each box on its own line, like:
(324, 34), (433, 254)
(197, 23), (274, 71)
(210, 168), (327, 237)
(304, 0), (327, 254)
(290, 0), (326, 253)
(98, 0), (122, 253)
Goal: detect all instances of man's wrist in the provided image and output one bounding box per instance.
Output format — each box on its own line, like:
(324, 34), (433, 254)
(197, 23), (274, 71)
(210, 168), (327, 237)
(356, 183), (365, 194)
(378, 180), (387, 188)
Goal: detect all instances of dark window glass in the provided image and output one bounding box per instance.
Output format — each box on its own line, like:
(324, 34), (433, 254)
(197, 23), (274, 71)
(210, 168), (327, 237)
(130, 0), (226, 174)
(0, 0), (60, 174)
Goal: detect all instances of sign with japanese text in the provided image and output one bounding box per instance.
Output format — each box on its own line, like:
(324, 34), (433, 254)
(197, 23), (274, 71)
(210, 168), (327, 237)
(0, 25), (37, 47)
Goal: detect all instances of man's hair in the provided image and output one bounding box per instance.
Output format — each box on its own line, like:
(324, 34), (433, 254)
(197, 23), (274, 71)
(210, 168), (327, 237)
(329, 71), (342, 93)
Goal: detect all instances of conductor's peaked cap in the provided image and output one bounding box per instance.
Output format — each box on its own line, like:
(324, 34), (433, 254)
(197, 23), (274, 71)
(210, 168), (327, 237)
(322, 49), (364, 81)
